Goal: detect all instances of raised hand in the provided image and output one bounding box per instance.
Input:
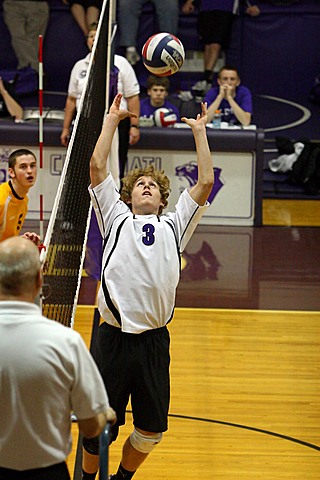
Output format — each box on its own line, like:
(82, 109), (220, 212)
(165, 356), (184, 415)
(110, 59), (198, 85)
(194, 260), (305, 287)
(181, 102), (208, 128)
(109, 93), (137, 122)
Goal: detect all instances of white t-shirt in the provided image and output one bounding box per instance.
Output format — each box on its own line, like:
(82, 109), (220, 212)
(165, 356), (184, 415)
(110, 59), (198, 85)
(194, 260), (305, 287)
(0, 301), (109, 470)
(89, 175), (209, 334)
(68, 53), (140, 109)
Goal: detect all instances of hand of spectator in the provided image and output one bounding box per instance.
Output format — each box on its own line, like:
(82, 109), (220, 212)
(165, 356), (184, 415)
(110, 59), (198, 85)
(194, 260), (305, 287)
(219, 84), (228, 99)
(225, 84), (235, 99)
(22, 232), (41, 245)
(60, 127), (70, 147)
(129, 126), (140, 146)
(181, 0), (195, 14)
(246, 5), (260, 16)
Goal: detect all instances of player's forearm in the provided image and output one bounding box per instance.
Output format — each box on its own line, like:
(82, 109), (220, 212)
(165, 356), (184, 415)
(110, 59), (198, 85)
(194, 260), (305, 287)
(90, 113), (119, 186)
(190, 126), (214, 205)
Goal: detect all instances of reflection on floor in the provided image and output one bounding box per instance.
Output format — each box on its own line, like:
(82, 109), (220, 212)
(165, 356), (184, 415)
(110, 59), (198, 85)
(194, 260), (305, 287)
(78, 214), (320, 312)
(175, 224), (320, 311)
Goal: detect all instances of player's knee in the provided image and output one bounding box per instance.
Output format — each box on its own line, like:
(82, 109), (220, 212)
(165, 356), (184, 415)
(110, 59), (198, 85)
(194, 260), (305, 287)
(129, 428), (163, 454)
(83, 436), (100, 455)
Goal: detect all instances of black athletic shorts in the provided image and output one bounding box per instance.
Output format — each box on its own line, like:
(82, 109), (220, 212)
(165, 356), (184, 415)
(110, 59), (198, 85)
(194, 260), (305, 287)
(68, 0), (102, 9)
(198, 10), (234, 47)
(0, 462), (70, 480)
(95, 323), (170, 433)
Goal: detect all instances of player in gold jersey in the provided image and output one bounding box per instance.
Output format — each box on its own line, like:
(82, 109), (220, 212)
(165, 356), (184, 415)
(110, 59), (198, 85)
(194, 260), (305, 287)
(0, 149), (39, 244)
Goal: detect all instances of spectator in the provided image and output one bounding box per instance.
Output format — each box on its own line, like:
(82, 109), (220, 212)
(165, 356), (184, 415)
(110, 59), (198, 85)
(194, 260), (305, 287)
(62, 0), (102, 37)
(0, 236), (116, 480)
(117, 0), (179, 65)
(81, 93), (214, 480)
(60, 22), (140, 182)
(182, 0), (260, 94)
(0, 77), (23, 122)
(140, 75), (180, 123)
(0, 149), (40, 244)
(2, 0), (49, 73)
(205, 65), (253, 126)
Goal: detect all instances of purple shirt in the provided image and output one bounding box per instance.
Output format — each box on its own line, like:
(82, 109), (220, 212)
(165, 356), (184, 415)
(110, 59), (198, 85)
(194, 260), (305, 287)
(204, 85), (253, 125)
(140, 98), (180, 121)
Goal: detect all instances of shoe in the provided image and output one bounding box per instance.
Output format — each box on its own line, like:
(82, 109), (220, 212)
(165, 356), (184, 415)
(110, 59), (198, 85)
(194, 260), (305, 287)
(125, 47), (140, 66)
(191, 80), (210, 103)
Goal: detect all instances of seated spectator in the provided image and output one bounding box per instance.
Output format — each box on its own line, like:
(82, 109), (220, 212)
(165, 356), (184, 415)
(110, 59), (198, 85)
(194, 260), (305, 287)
(182, 0), (260, 96)
(140, 75), (180, 124)
(62, 0), (102, 37)
(205, 65), (253, 126)
(117, 0), (179, 65)
(0, 77), (23, 122)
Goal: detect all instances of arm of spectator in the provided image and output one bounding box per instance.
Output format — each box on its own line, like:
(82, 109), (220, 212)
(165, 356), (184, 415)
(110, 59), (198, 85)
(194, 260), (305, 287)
(181, 0), (195, 14)
(61, 96), (77, 146)
(225, 85), (251, 126)
(206, 86), (225, 123)
(0, 77), (23, 121)
(127, 94), (141, 145)
(78, 407), (116, 439)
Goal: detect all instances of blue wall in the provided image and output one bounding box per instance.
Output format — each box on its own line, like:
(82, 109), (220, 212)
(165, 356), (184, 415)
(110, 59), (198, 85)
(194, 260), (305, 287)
(0, 0), (319, 103)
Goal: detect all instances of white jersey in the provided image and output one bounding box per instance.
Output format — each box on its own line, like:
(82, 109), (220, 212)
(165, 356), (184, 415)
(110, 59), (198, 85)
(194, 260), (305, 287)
(89, 175), (209, 334)
(0, 301), (109, 470)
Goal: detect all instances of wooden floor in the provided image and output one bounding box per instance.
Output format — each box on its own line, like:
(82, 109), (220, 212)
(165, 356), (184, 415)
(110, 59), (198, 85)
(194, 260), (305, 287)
(50, 198), (320, 479)
(67, 306), (320, 480)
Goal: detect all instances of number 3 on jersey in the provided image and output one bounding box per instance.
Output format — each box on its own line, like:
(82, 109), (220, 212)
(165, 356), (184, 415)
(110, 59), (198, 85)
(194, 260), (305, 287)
(142, 223), (155, 246)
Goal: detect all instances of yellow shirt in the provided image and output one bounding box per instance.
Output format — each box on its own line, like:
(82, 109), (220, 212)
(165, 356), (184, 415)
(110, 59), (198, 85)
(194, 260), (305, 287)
(0, 181), (28, 241)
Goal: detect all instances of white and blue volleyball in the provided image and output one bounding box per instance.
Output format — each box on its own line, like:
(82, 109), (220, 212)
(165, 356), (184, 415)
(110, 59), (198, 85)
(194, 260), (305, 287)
(142, 32), (185, 77)
(153, 108), (177, 127)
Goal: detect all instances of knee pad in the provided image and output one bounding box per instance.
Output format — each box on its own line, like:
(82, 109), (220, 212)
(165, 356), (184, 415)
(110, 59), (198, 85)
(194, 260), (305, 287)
(82, 436), (100, 455)
(83, 425), (119, 454)
(129, 428), (163, 454)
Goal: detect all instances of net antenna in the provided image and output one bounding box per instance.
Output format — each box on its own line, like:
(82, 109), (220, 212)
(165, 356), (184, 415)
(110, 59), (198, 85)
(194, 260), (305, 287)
(40, 0), (115, 327)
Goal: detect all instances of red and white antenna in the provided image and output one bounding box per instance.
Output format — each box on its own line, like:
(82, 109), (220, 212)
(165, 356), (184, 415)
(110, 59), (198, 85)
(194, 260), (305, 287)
(38, 34), (44, 243)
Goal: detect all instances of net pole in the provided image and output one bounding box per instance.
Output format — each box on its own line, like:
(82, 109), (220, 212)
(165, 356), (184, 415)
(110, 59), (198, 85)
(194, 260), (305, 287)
(38, 34), (44, 243)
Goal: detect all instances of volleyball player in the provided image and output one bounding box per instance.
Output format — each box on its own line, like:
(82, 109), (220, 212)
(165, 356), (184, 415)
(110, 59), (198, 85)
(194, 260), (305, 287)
(0, 149), (40, 244)
(81, 93), (214, 480)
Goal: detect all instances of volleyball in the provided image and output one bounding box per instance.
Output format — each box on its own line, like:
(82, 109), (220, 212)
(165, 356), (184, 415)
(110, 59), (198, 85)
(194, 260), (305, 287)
(142, 32), (185, 76)
(153, 108), (177, 127)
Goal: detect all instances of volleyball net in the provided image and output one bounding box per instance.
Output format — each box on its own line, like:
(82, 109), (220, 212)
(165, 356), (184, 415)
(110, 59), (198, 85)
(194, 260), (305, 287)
(40, 0), (116, 327)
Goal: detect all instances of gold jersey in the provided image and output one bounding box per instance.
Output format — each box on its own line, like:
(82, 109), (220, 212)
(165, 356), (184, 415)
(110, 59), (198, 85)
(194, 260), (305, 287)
(0, 181), (28, 241)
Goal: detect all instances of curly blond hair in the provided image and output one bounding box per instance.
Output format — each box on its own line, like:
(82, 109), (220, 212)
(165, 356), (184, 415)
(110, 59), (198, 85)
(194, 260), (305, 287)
(120, 165), (171, 215)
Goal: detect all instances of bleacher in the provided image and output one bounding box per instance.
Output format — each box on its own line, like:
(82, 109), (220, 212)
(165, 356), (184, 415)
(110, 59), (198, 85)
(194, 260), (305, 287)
(1, 0), (320, 199)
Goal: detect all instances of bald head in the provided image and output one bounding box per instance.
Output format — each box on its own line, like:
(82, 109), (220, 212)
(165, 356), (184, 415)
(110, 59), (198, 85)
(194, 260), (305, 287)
(0, 237), (41, 300)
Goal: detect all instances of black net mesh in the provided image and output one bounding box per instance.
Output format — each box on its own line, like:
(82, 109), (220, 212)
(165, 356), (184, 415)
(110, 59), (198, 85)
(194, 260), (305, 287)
(42, 2), (110, 326)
